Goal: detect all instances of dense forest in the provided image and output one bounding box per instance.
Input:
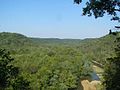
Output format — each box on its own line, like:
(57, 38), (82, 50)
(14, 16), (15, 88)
(0, 32), (119, 90)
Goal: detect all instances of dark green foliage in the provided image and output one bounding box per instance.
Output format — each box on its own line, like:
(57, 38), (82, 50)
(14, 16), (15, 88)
(0, 49), (19, 89)
(103, 35), (120, 90)
(74, 0), (120, 21)
(74, 0), (82, 4)
(11, 76), (31, 90)
(0, 49), (31, 90)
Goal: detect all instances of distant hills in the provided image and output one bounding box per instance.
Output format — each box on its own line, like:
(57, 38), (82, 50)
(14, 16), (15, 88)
(0, 32), (119, 64)
(0, 32), (118, 47)
(0, 32), (32, 47)
(0, 32), (118, 46)
(0, 32), (83, 46)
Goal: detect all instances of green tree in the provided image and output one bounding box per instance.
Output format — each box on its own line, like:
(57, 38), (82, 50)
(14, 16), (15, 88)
(0, 49), (31, 90)
(11, 76), (31, 90)
(74, 0), (120, 21)
(103, 35), (120, 90)
(0, 49), (19, 89)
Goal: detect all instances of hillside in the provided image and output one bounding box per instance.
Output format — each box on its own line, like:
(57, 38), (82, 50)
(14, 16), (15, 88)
(30, 38), (82, 45)
(0, 32), (82, 46)
(78, 34), (118, 64)
(0, 32), (118, 64)
(0, 32), (33, 47)
(0, 32), (119, 89)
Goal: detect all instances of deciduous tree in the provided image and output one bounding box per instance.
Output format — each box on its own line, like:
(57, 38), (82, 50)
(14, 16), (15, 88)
(74, 0), (120, 21)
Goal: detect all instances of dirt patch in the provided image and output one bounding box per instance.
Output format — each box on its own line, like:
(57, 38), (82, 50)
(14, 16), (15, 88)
(81, 80), (101, 90)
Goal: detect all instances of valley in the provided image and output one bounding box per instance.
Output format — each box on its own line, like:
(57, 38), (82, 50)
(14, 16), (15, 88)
(0, 32), (118, 90)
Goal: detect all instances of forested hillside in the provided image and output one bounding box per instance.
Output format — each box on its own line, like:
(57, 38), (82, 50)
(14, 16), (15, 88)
(79, 34), (117, 64)
(0, 32), (118, 89)
(31, 33), (117, 65)
(0, 32), (33, 48)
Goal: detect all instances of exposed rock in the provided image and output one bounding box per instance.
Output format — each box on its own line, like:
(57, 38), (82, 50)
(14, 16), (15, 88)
(81, 80), (101, 90)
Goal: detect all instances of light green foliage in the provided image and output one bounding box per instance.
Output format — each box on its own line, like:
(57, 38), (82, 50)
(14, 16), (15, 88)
(0, 32), (117, 89)
(36, 51), (82, 90)
(79, 34), (116, 65)
(13, 46), (92, 89)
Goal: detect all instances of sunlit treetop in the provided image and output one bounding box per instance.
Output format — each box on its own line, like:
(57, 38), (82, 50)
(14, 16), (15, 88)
(74, 0), (120, 22)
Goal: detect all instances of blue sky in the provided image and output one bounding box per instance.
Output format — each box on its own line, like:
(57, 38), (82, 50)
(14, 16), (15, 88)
(0, 0), (119, 39)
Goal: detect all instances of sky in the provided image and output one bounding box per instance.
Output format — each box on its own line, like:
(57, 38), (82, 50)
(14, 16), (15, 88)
(0, 0), (119, 39)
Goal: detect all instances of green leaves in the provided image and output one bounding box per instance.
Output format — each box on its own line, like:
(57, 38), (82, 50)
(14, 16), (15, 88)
(11, 76), (31, 90)
(0, 49), (31, 89)
(74, 0), (82, 4)
(75, 0), (120, 21)
(33, 47), (92, 90)
(103, 35), (120, 90)
(0, 49), (16, 88)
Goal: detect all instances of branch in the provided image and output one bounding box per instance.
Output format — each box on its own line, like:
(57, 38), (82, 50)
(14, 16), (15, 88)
(114, 9), (120, 12)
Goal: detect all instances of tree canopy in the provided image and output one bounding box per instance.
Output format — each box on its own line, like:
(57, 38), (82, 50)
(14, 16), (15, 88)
(103, 34), (120, 90)
(74, 0), (120, 21)
(0, 49), (31, 90)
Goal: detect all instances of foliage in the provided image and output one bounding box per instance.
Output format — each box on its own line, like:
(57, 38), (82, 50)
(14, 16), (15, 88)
(0, 32), (118, 89)
(103, 34), (120, 90)
(79, 34), (116, 65)
(0, 49), (31, 90)
(11, 76), (31, 90)
(0, 32), (33, 49)
(74, 1), (120, 89)
(74, 0), (120, 21)
(13, 46), (92, 89)
(0, 49), (19, 89)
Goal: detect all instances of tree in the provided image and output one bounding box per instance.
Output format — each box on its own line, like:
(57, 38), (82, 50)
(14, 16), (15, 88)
(0, 49), (19, 89)
(11, 76), (31, 90)
(0, 49), (31, 90)
(74, 0), (120, 21)
(103, 35), (120, 90)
